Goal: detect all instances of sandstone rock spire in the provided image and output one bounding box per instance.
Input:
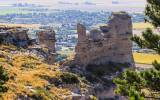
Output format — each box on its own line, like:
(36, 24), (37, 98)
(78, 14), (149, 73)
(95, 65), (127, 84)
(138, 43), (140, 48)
(36, 28), (56, 64)
(75, 11), (135, 69)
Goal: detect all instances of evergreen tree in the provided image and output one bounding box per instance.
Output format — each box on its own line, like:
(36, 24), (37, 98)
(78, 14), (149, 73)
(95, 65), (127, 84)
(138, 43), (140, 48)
(144, 0), (160, 28)
(0, 65), (9, 99)
(129, 89), (144, 100)
(114, 0), (160, 99)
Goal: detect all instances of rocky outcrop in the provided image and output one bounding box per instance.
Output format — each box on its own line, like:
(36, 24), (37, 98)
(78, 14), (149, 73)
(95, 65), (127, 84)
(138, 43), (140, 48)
(36, 29), (56, 65)
(0, 26), (56, 65)
(75, 11), (134, 69)
(0, 26), (31, 47)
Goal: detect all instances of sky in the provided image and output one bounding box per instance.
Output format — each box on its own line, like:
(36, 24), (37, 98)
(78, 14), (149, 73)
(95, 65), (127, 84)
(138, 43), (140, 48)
(0, 0), (146, 5)
(0, 0), (147, 12)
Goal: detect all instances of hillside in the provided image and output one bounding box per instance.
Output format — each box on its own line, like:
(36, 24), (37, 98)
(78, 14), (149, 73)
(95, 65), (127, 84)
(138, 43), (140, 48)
(0, 41), (83, 99)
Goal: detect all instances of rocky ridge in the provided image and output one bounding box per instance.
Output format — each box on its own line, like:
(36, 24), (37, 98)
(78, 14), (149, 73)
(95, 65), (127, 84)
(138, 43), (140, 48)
(0, 26), (56, 65)
(0, 26), (31, 47)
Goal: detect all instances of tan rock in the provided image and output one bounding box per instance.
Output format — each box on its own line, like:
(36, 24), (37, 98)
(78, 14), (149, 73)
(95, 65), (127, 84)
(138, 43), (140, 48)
(75, 11), (135, 69)
(36, 28), (56, 52)
(36, 29), (56, 65)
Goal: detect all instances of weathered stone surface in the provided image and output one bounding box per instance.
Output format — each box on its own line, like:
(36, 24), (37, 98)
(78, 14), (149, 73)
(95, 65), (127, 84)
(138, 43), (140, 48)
(36, 29), (56, 65)
(75, 11), (135, 68)
(0, 26), (31, 47)
(36, 29), (56, 52)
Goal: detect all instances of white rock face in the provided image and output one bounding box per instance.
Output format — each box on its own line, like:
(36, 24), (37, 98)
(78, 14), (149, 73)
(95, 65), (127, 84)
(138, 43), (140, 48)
(75, 11), (135, 68)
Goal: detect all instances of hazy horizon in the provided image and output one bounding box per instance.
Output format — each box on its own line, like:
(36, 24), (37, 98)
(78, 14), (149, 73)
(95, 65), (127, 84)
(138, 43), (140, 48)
(0, 0), (147, 12)
(0, 0), (146, 6)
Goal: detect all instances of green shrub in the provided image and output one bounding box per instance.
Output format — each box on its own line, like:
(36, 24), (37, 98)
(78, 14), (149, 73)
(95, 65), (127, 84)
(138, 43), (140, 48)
(55, 54), (68, 62)
(0, 54), (5, 58)
(20, 48), (26, 52)
(38, 72), (80, 85)
(0, 35), (4, 44)
(31, 86), (52, 100)
(51, 72), (79, 85)
(21, 62), (34, 69)
(0, 65), (9, 99)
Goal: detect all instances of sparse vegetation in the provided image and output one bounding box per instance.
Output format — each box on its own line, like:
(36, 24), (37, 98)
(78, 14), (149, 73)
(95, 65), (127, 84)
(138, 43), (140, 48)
(55, 54), (68, 62)
(0, 35), (4, 44)
(0, 65), (9, 99)
(90, 95), (98, 100)
(0, 41), (80, 99)
(37, 72), (80, 85)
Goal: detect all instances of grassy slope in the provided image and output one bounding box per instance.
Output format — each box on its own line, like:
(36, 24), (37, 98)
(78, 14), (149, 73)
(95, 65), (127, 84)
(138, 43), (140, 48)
(0, 42), (82, 99)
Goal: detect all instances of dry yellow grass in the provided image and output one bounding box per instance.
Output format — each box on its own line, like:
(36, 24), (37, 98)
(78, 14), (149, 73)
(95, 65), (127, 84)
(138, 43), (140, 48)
(132, 23), (155, 29)
(92, 23), (155, 29)
(0, 23), (44, 28)
(133, 53), (160, 64)
(0, 43), (77, 99)
(0, 23), (155, 29)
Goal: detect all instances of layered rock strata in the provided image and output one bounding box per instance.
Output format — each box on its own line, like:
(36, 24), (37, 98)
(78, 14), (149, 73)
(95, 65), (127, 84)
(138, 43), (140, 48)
(75, 11), (134, 68)
(0, 26), (31, 47)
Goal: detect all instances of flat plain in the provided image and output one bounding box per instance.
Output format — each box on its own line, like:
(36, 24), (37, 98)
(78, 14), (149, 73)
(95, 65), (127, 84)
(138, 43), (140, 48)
(133, 53), (160, 64)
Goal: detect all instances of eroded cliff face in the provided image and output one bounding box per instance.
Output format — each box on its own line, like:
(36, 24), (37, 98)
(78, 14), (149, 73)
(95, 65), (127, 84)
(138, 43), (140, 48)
(75, 11), (134, 68)
(36, 29), (56, 65)
(0, 26), (31, 47)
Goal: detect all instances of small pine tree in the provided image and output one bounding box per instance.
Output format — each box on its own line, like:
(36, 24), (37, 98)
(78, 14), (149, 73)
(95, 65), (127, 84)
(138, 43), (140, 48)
(144, 0), (160, 28)
(0, 65), (9, 99)
(129, 89), (144, 100)
(114, 0), (160, 99)
(114, 70), (144, 98)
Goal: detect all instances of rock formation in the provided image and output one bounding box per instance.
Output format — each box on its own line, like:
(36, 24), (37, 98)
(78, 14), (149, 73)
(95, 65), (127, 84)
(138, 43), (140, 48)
(75, 11), (134, 68)
(36, 29), (56, 64)
(0, 26), (31, 47)
(0, 26), (56, 65)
